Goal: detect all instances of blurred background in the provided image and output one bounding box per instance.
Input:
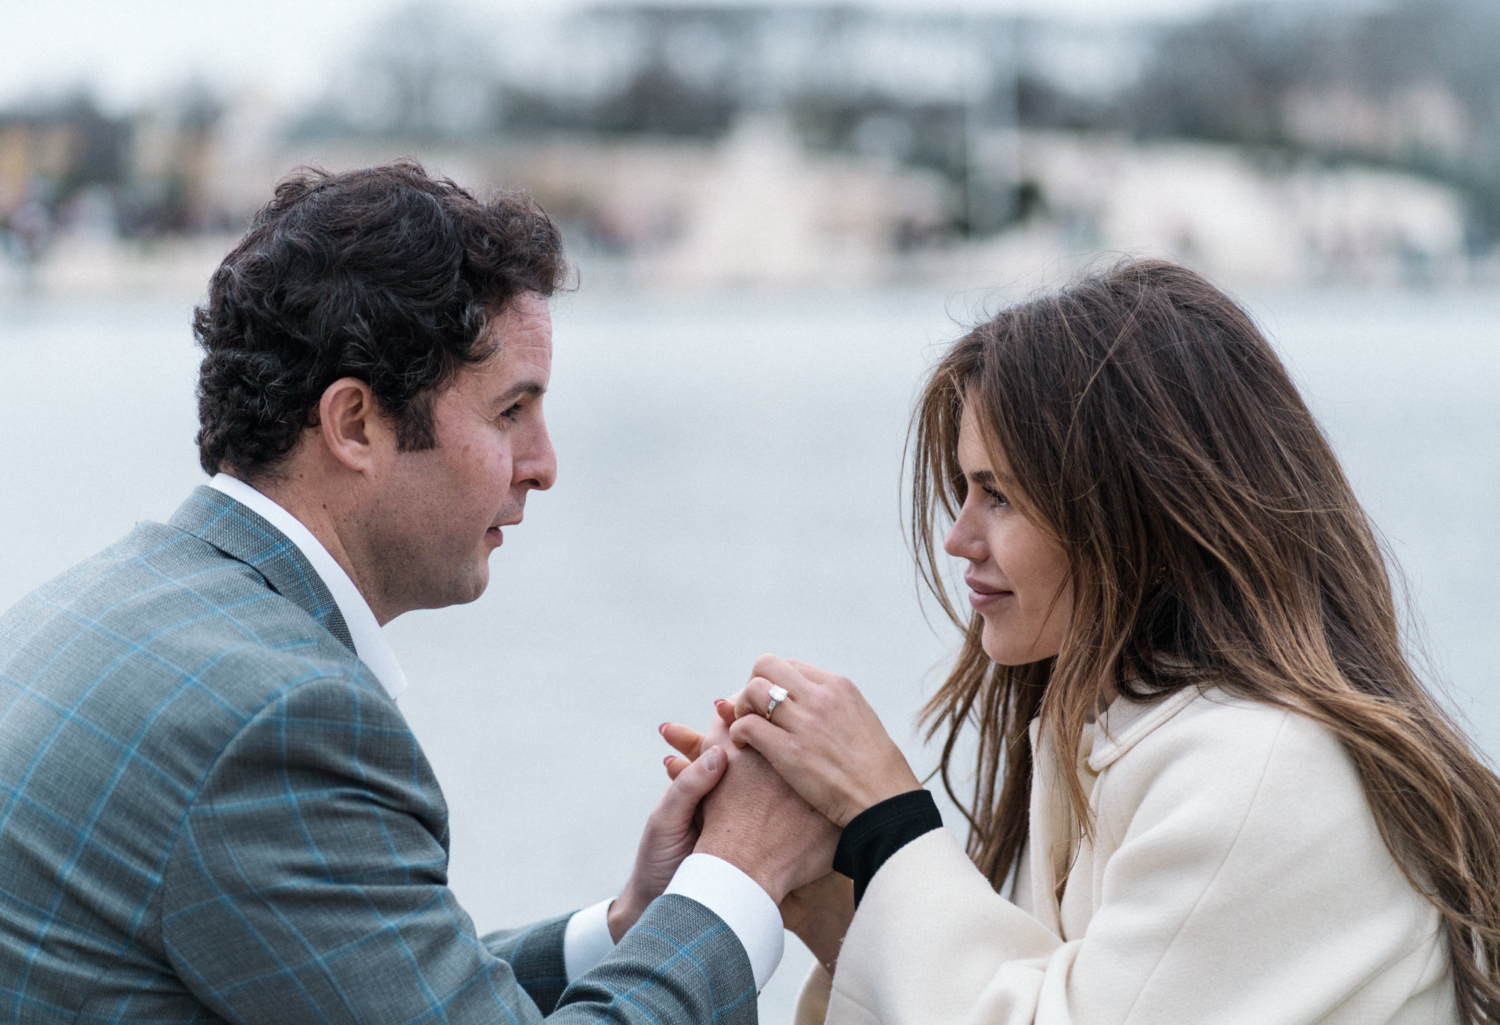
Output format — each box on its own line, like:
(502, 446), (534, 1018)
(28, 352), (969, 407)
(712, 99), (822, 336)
(1, 0), (1498, 1019)
(5, 0), (1500, 291)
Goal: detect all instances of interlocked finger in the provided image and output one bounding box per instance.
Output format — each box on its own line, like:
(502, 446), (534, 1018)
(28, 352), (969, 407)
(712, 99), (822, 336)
(734, 675), (798, 725)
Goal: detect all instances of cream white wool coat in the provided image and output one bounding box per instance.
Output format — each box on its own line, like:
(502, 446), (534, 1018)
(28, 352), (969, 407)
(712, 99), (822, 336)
(795, 687), (1456, 1025)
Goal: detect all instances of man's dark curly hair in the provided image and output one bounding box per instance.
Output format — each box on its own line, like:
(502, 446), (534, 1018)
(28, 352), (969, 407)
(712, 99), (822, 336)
(194, 160), (567, 481)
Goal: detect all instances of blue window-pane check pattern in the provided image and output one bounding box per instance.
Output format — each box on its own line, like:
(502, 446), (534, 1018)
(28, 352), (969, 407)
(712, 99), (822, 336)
(0, 487), (756, 1024)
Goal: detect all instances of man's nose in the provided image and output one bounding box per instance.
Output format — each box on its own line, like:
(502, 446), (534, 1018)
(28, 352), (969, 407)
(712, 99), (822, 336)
(516, 418), (557, 491)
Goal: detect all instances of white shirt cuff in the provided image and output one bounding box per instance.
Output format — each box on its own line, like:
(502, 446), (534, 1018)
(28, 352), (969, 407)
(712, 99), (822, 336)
(562, 898), (616, 982)
(665, 853), (784, 992)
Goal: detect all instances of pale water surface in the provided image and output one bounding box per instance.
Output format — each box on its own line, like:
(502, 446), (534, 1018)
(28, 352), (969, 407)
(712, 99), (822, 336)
(1, 286), (1498, 1020)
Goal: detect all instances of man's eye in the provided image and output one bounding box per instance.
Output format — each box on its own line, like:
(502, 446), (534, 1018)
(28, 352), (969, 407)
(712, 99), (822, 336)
(498, 403), (523, 422)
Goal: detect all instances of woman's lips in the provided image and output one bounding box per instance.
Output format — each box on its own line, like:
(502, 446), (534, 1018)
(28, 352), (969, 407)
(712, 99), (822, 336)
(967, 580), (1012, 609)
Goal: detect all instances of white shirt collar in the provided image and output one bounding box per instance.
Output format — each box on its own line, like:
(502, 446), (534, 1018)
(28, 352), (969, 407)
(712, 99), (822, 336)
(207, 472), (409, 701)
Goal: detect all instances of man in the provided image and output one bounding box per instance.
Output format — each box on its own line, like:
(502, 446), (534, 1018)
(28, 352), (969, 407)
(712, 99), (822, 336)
(0, 162), (837, 1023)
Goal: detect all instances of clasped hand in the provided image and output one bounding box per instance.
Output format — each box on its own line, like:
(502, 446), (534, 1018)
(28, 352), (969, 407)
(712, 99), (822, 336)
(652, 655), (923, 973)
(610, 680), (842, 944)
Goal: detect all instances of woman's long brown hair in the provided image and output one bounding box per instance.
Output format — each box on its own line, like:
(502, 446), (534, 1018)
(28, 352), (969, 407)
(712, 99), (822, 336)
(911, 259), (1500, 1022)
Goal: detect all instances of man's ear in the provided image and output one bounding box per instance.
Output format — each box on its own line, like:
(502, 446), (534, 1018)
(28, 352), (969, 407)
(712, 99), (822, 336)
(317, 377), (392, 473)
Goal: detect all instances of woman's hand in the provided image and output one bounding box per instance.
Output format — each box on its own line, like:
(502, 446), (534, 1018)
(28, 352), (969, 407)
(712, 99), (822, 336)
(781, 871), (856, 976)
(609, 739), (728, 941)
(663, 703), (839, 904)
(660, 701), (735, 781)
(729, 655), (921, 828)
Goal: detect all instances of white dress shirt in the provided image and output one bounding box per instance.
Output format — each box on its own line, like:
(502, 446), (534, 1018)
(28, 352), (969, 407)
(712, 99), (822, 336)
(208, 473), (408, 700)
(206, 473), (785, 991)
(563, 853), (785, 992)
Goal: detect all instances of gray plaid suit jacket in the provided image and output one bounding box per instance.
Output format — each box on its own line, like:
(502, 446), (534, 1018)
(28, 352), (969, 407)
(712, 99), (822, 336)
(0, 486), (757, 1024)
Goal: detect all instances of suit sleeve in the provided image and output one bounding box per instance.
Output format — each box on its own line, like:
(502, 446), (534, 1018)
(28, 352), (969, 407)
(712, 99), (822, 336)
(820, 708), (1450, 1024)
(482, 915), (571, 1014)
(161, 675), (757, 1025)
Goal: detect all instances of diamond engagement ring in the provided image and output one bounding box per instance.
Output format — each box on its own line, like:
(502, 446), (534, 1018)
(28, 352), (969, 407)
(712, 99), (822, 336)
(765, 685), (789, 721)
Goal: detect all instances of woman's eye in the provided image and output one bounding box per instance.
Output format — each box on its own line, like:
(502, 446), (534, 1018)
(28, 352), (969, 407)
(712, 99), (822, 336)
(984, 487), (1008, 508)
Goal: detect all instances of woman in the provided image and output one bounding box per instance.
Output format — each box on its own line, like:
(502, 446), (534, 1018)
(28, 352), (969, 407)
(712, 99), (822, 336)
(669, 261), (1500, 1023)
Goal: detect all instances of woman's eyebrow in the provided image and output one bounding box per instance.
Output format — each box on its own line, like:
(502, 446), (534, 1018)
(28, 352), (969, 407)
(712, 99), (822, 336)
(970, 467), (1021, 492)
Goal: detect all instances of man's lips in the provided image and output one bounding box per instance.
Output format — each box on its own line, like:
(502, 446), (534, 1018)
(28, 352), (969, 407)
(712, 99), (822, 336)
(966, 576), (1013, 609)
(485, 517), (521, 546)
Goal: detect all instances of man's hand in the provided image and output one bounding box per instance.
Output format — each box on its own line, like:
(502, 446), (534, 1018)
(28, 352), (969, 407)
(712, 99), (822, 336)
(607, 741), (728, 941)
(690, 711), (840, 905)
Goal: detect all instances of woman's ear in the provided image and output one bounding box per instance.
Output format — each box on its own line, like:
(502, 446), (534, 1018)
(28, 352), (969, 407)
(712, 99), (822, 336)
(317, 377), (392, 473)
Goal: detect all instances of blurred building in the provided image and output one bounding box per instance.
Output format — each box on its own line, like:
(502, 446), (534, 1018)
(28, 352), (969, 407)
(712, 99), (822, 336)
(948, 132), (1469, 288)
(0, 96), (128, 272)
(2, 0), (1496, 294)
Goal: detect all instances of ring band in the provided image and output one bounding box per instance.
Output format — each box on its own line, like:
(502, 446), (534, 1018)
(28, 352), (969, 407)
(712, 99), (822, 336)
(765, 684), (789, 720)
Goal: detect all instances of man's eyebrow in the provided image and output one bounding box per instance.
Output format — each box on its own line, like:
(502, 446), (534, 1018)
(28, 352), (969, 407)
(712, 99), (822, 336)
(489, 381), (546, 409)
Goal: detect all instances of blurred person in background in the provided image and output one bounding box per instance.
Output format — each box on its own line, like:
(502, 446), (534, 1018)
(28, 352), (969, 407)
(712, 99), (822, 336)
(669, 260), (1500, 1024)
(0, 161), (838, 1024)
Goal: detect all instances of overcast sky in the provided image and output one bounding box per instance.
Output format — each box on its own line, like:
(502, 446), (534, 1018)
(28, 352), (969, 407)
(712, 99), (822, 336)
(0, 0), (1261, 111)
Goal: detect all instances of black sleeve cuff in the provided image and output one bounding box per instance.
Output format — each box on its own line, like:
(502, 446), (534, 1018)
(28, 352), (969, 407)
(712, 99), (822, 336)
(832, 789), (942, 906)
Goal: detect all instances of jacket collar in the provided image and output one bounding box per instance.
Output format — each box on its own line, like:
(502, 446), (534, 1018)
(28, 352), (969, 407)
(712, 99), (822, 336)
(1087, 685), (1202, 771)
(169, 485), (355, 652)
(1025, 683), (1203, 775)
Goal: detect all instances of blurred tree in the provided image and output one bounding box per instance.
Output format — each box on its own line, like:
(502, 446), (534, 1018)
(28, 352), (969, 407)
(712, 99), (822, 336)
(1015, 74), (1114, 132)
(1130, 4), (1313, 145)
(1128, 0), (1500, 243)
(314, 2), (498, 138)
(571, 6), (746, 137)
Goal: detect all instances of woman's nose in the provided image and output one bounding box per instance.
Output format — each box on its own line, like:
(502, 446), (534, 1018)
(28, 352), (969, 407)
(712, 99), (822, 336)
(943, 507), (984, 561)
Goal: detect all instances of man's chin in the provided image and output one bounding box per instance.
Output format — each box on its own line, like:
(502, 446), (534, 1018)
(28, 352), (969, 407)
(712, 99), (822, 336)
(455, 562), (491, 606)
(410, 564), (490, 613)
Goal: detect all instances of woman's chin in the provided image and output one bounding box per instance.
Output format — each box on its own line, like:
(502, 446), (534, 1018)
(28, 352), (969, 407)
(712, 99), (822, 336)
(980, 633), (1026, 667)
(980, 626), (1059, 667)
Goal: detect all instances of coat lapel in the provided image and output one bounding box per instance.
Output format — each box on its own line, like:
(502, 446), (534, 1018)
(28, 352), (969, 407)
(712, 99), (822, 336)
(1024, 685), (1206, 936)
(169, 485), (355, 652)
(1026, 717), (1074, 936)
